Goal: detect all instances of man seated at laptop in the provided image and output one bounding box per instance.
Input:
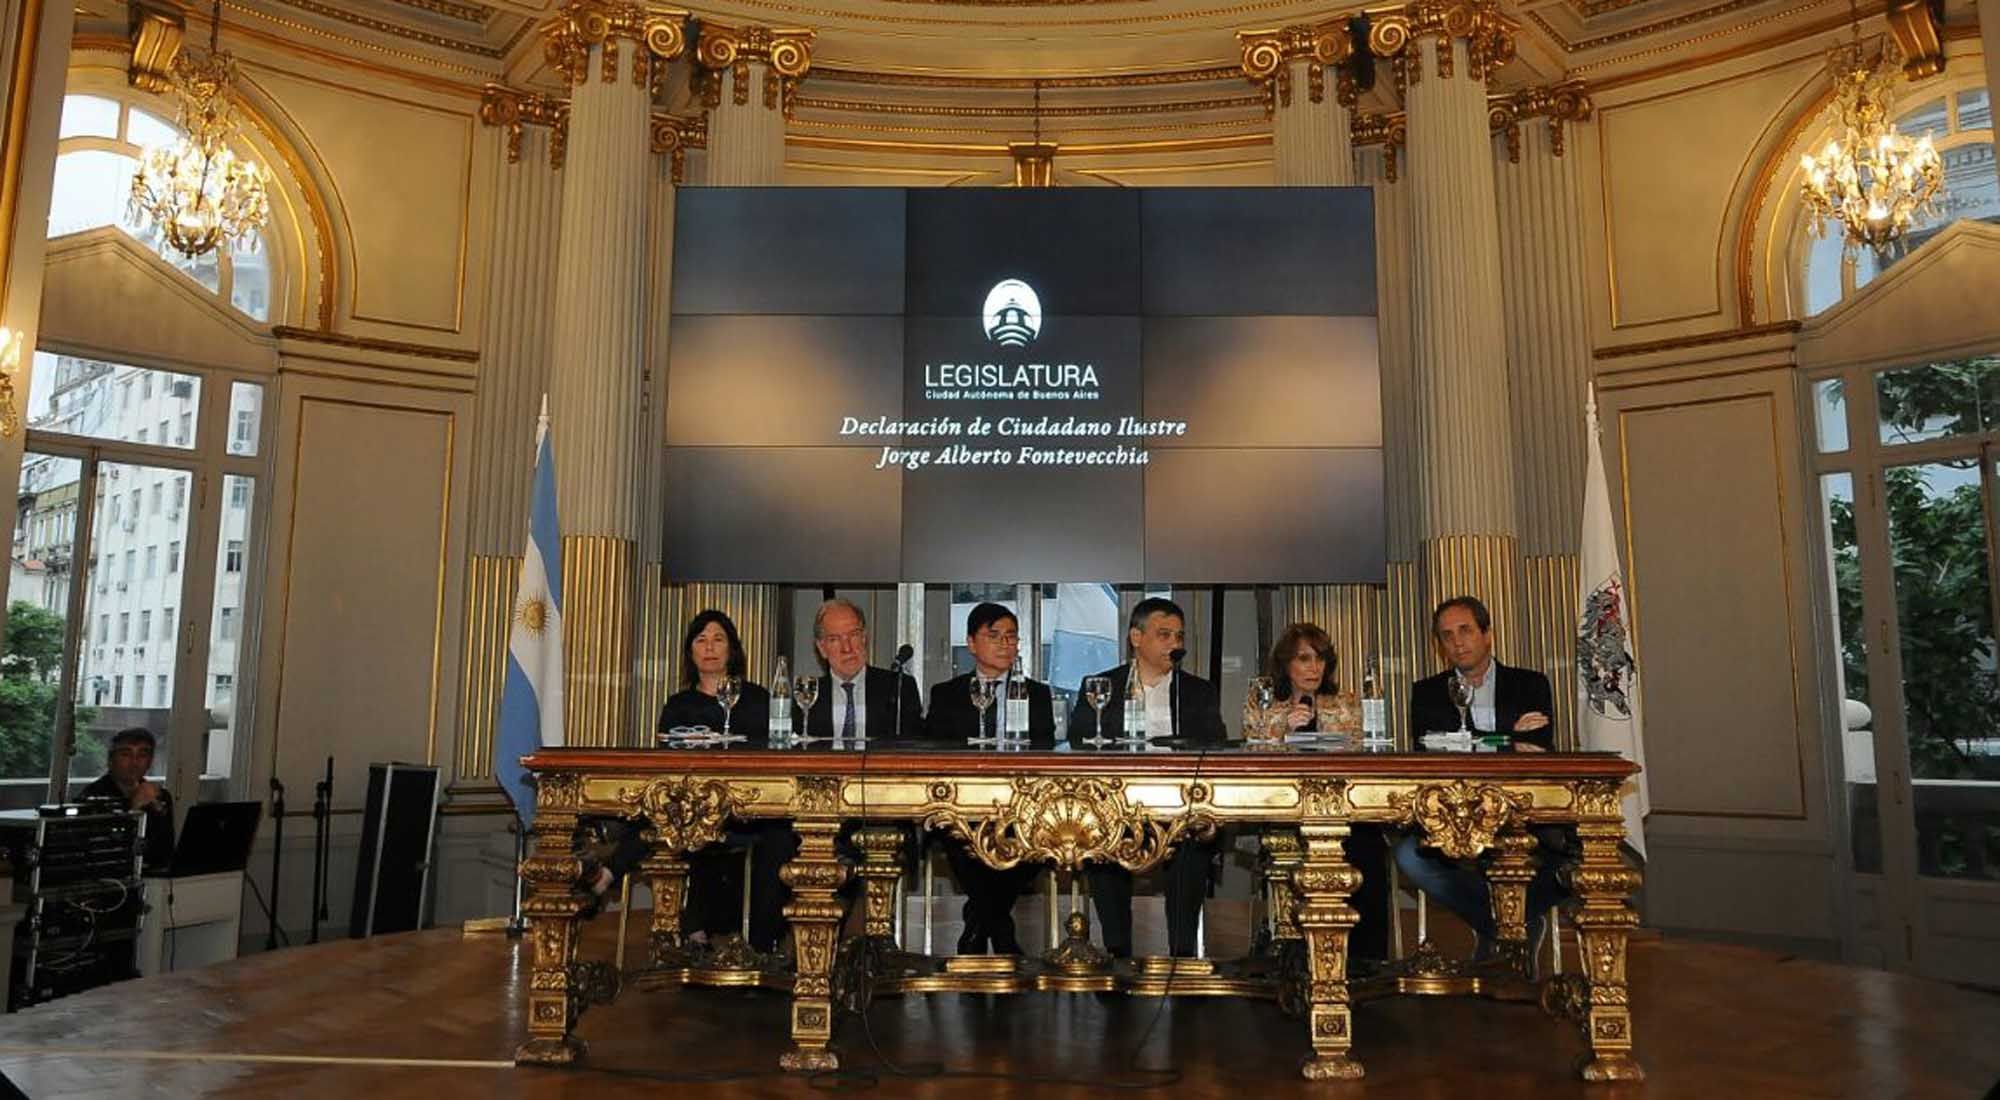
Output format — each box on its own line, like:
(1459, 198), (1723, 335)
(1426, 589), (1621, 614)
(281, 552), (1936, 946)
(78, 727), (175, 870)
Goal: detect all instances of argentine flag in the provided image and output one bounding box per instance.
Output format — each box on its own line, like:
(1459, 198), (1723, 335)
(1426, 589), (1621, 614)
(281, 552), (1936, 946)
(495, 401), (564, 826)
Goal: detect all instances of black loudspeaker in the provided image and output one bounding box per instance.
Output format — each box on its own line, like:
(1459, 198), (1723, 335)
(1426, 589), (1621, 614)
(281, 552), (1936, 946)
(348, 763), (443, 938)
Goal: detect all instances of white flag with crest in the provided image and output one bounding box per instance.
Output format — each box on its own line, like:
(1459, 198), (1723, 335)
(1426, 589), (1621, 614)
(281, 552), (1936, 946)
(1578, 385), (1649, 858)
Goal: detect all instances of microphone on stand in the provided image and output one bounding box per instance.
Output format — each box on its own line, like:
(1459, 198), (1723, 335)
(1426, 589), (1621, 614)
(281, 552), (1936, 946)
(1169, 647), (1187, 741)
(267, 777), (286, 950)
(889, 644), (914, 740)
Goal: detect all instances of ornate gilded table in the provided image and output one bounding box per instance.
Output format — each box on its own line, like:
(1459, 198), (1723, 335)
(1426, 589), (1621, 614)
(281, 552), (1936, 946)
(515, 742), (1643, 1082)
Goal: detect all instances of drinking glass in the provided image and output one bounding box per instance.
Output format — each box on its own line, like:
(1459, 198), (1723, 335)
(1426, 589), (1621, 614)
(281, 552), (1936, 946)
(1081, 675), (1112, 747)
(1247, 676), (1277, 742)
(1446, 674), (1471, 732)
(793, 675), (819, 741)
(715, 676), (742, 737)
(968, 676), (999, 745)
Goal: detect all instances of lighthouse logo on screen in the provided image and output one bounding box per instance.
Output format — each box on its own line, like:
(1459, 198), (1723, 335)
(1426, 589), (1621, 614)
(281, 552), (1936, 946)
(982, 279), (1042, 348)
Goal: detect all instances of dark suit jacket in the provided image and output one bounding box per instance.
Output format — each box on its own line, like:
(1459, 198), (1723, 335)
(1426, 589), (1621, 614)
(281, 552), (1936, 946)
(1409, 661), (1555, 751)
(926, 673), (1057, 742)
(806, 666), (924, 739)
(1064, 662), (1227, 745)
(78, 773), (175, 870)
(658, 681), (772, 740)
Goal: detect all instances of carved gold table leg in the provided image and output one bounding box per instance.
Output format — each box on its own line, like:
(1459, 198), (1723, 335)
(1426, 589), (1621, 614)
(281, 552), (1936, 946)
(779, 788), (849, 1074)
(1486, 827), (1539, 977)
(854, 826), (905, 948)
(1293, 821), (1364, 1080)
(1568, 783), (1645, 1082)
(516, 779), (588, 1065)
(638, 842), (693, 972)
(1261, 830), (1305, 949)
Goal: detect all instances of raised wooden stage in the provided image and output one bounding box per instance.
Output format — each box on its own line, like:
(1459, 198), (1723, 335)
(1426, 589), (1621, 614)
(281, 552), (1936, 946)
(0, 917), (1993, 1097)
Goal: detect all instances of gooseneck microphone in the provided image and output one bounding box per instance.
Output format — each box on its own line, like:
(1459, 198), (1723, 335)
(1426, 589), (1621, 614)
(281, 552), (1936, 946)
(1169, 647), (1187, 740)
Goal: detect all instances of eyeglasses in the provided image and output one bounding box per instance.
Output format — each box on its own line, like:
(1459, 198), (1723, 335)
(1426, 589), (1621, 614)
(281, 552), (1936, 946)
(974, 631), (1020, 644)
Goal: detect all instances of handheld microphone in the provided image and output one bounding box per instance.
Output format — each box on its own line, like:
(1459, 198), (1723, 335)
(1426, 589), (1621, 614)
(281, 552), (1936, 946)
(890, 643), (914, 671)
(890, 643), (915, 740)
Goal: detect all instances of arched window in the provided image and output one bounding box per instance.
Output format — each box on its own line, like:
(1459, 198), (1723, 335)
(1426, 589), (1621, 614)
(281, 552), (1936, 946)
(1798, 84), (1997, 316)
(50, 93), (272, 322)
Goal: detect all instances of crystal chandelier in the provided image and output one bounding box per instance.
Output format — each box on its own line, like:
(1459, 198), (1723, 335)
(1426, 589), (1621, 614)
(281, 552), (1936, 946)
(1798, 6), (1943, 255)
(128, 0), (269, 260)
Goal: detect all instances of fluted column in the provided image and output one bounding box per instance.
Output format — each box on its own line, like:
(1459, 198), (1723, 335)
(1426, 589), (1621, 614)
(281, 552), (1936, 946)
(1495, 86), (1594, 749)
(695, 23), (811, 186)
(461, 111), (566, 777)
(672, 23), (809, 685)
(1239, 20), (1358, 186)
(1378, 1), (1523, 659)
(543, 3), (688, 746)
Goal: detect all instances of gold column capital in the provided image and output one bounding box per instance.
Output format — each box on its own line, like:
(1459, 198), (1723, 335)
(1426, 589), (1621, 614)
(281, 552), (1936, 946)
(1237, 18), (1358, 112)
(1487, 78), (1593, 161)
(692, 22), (815, 115)
(1885, 0), (1945, 79)
(482, 83), (572, 169)
(1351, 110), (1407, 181)
(650, 112), (708, 183)
(1366, 0), (1518, 84)
(127, 0), (184, 94)
(540, 2), (691, 89)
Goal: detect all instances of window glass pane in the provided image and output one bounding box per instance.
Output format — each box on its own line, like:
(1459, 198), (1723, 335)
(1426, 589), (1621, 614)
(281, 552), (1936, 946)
(1883, 460), (2000, 881)
(1853, 244), (1880, 292)
(1895, 97), (1948, 141)
(1039, 583), (1122, 710)
(26, 352), (202, 448)
(1803, 229), (1846, 316)
(228, 381), (263, 456)
(8, 453), (83, 784)
(128, 220), (222, 292)
(1874, 356), (2000, 445)
(58, 95), (119, 139)
(1821, 473), (1879, 872)
(1936, 142), (1999, 226)
(47, 149), (138, 237)
(75, 461), (191, 785)
(204, 475), (256, 778)
(230, 236), (271, 321)
(1956, 89), (1991, 133)
(1812, 378), (1849, 452)
(125, 108), (177, 151)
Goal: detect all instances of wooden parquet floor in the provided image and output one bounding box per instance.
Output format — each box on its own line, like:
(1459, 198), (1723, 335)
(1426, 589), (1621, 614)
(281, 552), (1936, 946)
(0, 912), (1995, 1099)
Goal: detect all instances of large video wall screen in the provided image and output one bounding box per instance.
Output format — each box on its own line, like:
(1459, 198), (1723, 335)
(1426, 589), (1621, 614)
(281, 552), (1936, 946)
(663, 187), (1382, 584)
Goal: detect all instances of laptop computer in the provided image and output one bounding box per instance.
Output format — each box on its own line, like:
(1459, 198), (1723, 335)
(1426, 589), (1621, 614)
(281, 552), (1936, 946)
(165, 801), (263, 878)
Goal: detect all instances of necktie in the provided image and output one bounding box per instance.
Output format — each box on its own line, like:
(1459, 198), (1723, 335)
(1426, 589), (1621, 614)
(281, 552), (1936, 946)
(841, 681), (856, 739)
(984, 679), (999, 736)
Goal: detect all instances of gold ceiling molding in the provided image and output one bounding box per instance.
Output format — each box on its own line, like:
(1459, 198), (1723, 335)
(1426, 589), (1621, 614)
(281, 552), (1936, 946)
(266, 0), (505, 57)
(1487, 77), (1592, 160)
(664, 0), (1350, 32)
(809, 63), (1241, 89)
(128, 0), (185, 94)
(787, 113), (1267, 138)
(187, 4), (495, 85)
(1575, 0), (1650, 15)
(1530, 0), (1833, 55)
(1237, 17), (1359, 114)
(541, 2), (690, 88)
(1010, 140), (1057, 186)
(650, 112), (708, 182)
(1883, 0), (1944, 79)
(785, 130), (1269, 157)
(691, 22), (814, 114)
(386, 0), (495, 24)
(790, 92), (1266, 118)
(481, 83), (569, 167)
(1366, 0), (1519, 85)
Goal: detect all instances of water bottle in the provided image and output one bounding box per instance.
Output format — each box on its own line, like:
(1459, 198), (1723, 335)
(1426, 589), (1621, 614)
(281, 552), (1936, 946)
(1004, 655), (1030, 739)
(770, 654), (792, 737)
(1361, 656), (1386, 741)
(1124, 666), (1146, 738)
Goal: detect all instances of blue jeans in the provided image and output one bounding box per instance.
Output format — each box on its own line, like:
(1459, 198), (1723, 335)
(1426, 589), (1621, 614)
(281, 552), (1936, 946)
(1391, 828), (1568, 944)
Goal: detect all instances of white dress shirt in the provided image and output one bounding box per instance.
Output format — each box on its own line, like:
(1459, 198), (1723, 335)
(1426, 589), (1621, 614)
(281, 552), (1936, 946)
(1456, 661), (1498, 732)
(1139, 668), (1175, 738)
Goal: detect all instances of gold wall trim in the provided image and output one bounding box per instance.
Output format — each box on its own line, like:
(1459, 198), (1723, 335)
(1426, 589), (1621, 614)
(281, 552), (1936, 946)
(203, 2), (495, 83)
(787, 114), (1266, 138)
(276, 360), (478, 395)
(273, 324), (482, 362)
(388, 0), (495, 25)
(677, 0), (1349, 31)
(1734, 81), (1833, 326)
(809, 64), (1240, 89)
(456, 553), (520, 778)
(784, 132), (1271, 157)
(1593, 320), (1800, 359)
(791, 93), (1266, 118)
(0, 0), (49, 312)
(563, 535), (637, 749)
